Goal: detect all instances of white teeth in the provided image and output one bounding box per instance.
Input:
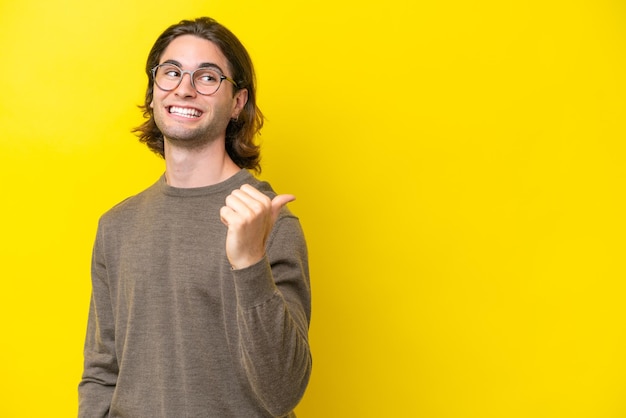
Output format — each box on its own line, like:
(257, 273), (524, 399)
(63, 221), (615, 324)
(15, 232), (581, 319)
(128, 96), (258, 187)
(169, 106), (201, 118)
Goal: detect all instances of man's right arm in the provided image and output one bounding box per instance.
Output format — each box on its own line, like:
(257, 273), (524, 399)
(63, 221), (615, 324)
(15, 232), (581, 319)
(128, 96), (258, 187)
(78, 228), (118, 417)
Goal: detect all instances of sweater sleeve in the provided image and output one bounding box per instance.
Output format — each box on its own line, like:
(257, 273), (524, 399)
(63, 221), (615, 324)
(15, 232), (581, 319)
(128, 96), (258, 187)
(231, 214), (312, 416)
(78, 225), (118, 417)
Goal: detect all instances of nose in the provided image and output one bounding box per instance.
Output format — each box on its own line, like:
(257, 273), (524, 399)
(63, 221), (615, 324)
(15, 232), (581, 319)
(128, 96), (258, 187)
(174, 71), (197, 96)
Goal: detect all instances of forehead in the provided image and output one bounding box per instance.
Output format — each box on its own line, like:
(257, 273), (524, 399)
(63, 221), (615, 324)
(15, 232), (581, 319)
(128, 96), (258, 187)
(159, 34), (230, 71)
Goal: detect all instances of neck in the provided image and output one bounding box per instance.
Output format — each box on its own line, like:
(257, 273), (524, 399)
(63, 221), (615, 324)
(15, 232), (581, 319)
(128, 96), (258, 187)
(164, 139), (241, 188)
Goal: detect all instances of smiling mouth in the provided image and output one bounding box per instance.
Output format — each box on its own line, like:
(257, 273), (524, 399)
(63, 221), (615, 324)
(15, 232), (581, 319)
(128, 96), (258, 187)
(168, 106), (203, 118)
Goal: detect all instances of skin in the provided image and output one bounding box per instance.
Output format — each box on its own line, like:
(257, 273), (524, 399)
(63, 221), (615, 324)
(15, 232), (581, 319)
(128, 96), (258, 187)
(151, 34), (294, 270)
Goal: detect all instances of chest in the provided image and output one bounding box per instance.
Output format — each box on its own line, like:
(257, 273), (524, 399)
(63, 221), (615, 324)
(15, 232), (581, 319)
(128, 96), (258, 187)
(106, 202), (233, 312)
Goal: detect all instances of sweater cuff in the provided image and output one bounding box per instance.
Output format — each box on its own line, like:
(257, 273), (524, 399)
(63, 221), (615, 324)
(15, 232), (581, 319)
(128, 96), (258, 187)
(231, 256), (277, 308)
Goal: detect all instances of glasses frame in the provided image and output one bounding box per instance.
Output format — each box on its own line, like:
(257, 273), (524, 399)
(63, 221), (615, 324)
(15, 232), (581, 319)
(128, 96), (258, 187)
(151, 63), (239, 96)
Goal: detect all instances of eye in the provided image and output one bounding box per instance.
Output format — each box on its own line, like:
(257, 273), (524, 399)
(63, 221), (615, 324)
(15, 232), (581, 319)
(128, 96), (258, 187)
(195, 69), (220, 85)
(160, 65), (181, 78)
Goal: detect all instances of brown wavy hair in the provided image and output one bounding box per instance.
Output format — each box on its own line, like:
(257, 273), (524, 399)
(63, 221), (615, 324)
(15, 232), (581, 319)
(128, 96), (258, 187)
(133, 17), (263, 173)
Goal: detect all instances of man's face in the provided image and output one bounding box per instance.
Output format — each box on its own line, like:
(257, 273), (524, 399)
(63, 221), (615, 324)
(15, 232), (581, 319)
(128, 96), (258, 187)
(150, 34), (247, 151)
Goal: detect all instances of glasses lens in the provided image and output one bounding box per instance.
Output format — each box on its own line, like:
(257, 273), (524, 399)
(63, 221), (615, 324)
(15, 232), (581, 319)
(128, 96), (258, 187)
(154, 64), (182, 91)
(193, 69), (222, 95)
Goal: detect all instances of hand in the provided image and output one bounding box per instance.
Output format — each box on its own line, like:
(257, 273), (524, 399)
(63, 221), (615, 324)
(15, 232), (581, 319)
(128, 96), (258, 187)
(220, 184), (295, 270)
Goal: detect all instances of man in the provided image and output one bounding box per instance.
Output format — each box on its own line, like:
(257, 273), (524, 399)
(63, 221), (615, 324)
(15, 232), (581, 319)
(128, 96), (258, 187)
(79, 17), (311, 417)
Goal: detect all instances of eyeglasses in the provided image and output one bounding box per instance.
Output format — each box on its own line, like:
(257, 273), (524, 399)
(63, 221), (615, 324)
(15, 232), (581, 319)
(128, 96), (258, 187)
(151, 63), (238, 95)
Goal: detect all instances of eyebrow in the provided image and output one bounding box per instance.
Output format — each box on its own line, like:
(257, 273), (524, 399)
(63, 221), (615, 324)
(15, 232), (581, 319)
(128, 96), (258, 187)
(162, 59), (227, 75)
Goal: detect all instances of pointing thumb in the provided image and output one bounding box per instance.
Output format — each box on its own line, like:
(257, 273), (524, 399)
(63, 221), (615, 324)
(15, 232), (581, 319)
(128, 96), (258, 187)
(271, 194), (296, 221)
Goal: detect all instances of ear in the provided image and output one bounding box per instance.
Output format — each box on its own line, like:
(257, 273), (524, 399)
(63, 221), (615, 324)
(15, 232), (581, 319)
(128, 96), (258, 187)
(150, 99), (154, 109)
(231, 88), (248, 119)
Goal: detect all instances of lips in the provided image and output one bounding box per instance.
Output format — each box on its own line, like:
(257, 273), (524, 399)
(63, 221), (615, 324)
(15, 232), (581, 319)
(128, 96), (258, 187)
(168, 106), (203, 118)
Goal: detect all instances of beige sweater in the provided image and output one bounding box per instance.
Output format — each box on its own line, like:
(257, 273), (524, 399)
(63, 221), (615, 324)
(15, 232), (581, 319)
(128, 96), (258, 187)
(79, 170), (311, 417)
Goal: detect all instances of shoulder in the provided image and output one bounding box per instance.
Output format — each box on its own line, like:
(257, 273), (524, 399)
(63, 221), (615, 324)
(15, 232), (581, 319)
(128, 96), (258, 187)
(98, 178), (162, 227)
(237, 171), (274, 195)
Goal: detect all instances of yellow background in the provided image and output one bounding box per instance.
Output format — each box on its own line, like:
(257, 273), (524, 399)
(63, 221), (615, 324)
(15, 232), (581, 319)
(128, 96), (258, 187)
(1, 0), (625, 416)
